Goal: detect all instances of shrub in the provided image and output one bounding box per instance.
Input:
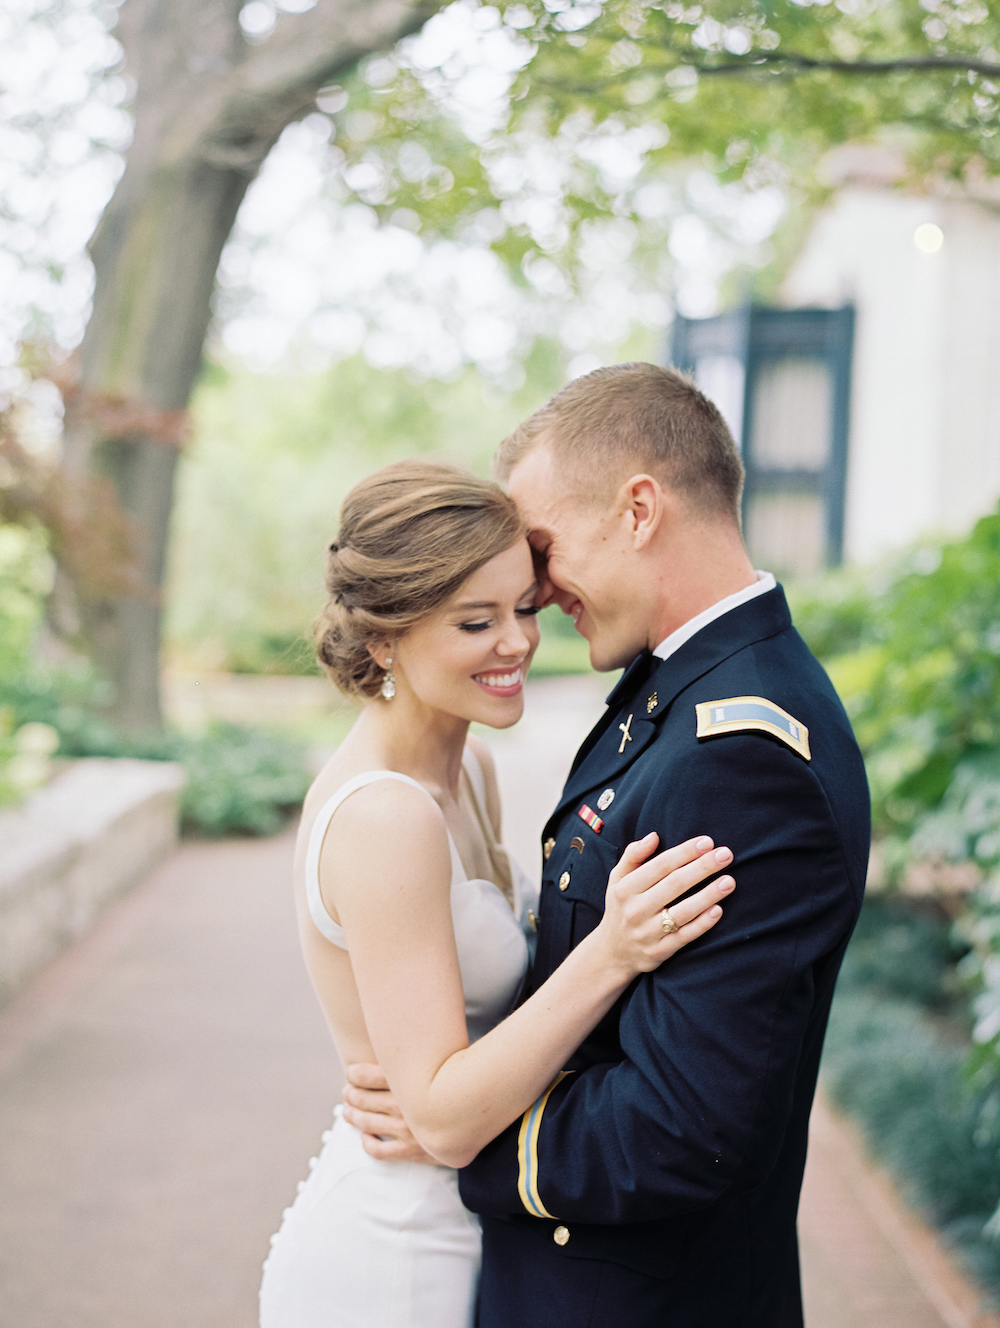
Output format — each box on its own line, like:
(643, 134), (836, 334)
(55, 720), (312, 838)
(798, 508), (1000, 839)
(824, 993), (1000, 1231)
(837, 895), (959, 1011)
(170, 724), (311, 837)
(825, 900), (1000, 1290)
(796, 515), (1000, 1285)
(1, 662), (311, 835)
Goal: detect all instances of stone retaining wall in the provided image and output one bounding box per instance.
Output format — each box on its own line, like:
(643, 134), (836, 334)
(0, 759), (185, 1004)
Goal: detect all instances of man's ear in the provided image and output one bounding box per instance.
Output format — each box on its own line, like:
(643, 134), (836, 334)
(623, 475), (664, 550)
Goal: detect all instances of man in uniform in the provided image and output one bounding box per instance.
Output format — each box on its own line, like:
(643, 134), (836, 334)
(348, 362), (870, 1326)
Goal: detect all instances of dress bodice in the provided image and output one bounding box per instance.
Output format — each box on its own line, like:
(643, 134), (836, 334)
(304, 749), (535, 1042)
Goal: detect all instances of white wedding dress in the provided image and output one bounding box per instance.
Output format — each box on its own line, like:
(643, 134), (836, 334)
(259, 750), (536, 1328)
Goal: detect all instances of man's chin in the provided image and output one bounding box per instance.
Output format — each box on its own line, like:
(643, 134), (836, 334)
(587, 638), (638, 674)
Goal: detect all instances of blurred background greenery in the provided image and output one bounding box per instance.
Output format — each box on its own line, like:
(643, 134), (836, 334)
(164, 338), (597, 682)
(0, 335), (611, 829)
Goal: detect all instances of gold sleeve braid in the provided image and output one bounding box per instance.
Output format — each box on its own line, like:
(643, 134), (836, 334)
(516, 1071), (573, 1219)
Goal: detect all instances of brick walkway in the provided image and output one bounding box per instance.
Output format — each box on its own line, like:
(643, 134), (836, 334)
(0, 676), (995, 1326)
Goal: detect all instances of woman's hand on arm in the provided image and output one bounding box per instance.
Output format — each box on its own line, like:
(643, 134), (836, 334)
(331, 798), (733, 1170)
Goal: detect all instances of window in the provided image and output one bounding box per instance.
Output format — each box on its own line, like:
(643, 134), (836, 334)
(671, 306), (854, 579)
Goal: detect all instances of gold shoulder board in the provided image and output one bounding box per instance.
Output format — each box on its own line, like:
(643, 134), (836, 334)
(695, 696), (811, 761)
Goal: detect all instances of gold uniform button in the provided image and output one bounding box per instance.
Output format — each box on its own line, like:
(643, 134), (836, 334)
(543, 838), (556, 860)
(553, 1225), (570, 1246)
(527, 909), (538, 932)
(558, 872), (571, 891)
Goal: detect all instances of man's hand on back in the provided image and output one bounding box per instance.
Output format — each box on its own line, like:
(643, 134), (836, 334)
(342, 1063), (437, 1163)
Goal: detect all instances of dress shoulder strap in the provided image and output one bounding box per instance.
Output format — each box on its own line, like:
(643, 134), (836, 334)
(460, 744), (515, 908)
(462, 744), (489, 816)
(305, 770), (436, 948)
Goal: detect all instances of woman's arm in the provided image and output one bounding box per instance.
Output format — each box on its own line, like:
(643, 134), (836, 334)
(324, 779), (733, 1169)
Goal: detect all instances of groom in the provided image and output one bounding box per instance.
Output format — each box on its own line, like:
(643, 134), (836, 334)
(349, 362), (870, 1326)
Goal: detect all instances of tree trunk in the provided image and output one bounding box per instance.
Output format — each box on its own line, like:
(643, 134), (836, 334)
(62, 0), (441, 732)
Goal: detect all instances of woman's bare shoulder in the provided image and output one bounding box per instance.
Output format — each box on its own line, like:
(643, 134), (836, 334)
(315, 770), (449, 871)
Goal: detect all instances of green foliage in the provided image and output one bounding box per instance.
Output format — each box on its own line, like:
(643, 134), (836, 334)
(824, 993), (1000, 1235)
(170, 725), (312, 838)
(1, 660), (311, 836)
(0, 716), (59, 807)
(837, 895), (959, 1010)
(824, 900), (1000, 1287)
(0, 522), (61, 805)
(786, 566), (876, 661)
(167, 346), (571, 674)
(853, 514), (1000, 833)
(798, 509), (1000, 1210)
(0, 523), (52, 680)
(507, 0), (1000, 182)
(58, 719), (312, 838)
(317, 0), (1000, 293)
(794, 507), (1000, 841)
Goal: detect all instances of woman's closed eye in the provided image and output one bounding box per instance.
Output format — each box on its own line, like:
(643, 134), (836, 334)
(458, 605), (539, 633)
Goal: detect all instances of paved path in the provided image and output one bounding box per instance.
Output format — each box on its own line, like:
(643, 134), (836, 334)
(0, 676), (994, 1327)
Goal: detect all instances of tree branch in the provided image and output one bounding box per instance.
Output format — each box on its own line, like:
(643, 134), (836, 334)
(237, 0), (438, 96)
(693, 51), (1000, 78)
(532, 44), (1000, 103)
(196, 0), (440, 169)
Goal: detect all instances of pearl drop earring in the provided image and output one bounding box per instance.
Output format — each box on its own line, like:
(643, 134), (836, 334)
(380, 657), (396, 701)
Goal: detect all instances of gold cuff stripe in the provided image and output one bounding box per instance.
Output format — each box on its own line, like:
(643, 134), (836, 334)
(516, 1070), (573, 1219)
(695, 695), (811, 761)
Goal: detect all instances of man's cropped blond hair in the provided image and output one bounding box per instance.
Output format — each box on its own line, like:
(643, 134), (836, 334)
(495, 362), (744, 524)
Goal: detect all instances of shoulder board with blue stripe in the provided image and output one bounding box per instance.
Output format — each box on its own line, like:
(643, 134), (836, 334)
(695, 695), (810, 761)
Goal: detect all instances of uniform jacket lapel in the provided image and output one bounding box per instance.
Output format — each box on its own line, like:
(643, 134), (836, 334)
(566, 651), (656, 780)
(550, 588), (793, 827)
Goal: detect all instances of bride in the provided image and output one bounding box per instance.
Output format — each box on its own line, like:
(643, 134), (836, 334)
(259, 460), (735, 1328)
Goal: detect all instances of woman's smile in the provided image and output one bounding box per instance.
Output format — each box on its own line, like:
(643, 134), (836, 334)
(472, 665), (525, 697)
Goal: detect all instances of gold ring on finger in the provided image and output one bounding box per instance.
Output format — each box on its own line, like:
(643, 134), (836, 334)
(660, 907), (679, 936)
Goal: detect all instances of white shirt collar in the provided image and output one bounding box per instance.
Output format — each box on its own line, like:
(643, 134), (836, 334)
(652, 572), (777, 664)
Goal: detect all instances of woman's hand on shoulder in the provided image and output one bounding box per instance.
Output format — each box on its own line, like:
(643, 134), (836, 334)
(595, 834), (735, 980)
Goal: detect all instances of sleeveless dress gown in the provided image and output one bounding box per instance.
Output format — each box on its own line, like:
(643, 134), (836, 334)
(259, 751), (537, 1328)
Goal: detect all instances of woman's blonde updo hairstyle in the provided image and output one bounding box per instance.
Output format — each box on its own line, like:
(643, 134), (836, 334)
(315, 460), (526, 701)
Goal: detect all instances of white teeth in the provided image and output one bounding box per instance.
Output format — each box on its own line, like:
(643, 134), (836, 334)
(475, 667), (522, 689)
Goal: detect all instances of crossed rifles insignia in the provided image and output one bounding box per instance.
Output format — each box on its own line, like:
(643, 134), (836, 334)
(618, 713), (634, 754)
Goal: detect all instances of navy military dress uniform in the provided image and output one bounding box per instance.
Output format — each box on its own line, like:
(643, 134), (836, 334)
(460, 584), (870, 1327)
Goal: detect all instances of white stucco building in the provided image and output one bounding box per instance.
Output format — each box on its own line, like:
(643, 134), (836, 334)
(673, 158), (1000, 575)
